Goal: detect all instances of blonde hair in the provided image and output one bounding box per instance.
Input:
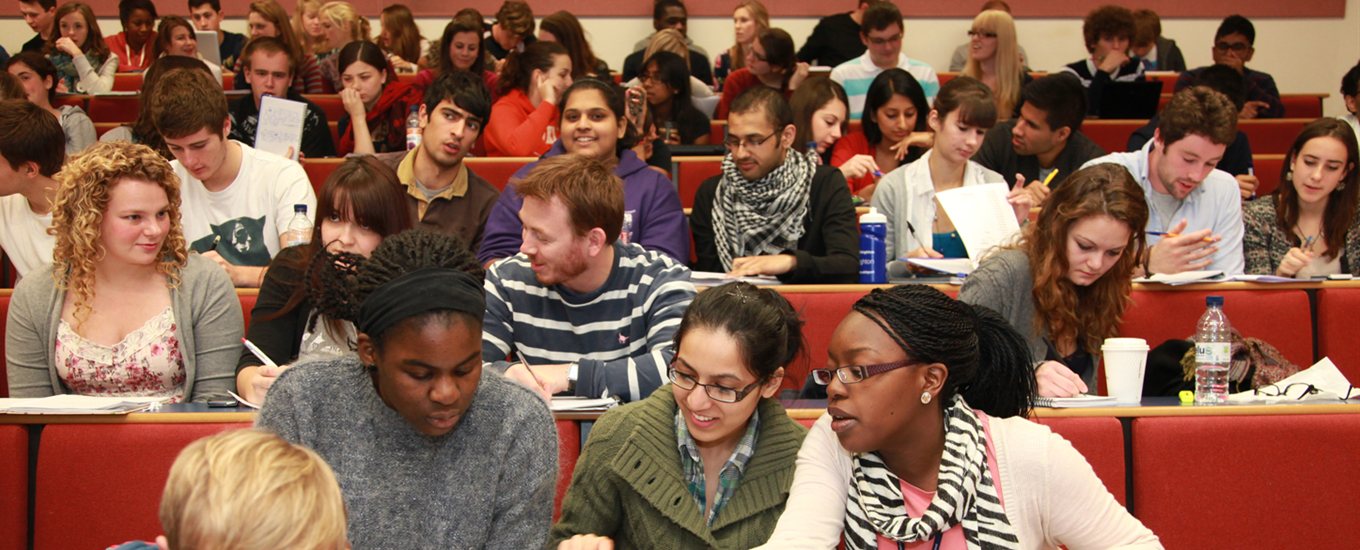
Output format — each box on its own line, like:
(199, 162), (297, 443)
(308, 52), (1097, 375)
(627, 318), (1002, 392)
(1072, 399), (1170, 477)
(644, 29), (690, 71)
(292, 0), (327, 55)
(50, 142), (187, 325)
(319, 1), (370, 48)
(159, 429), (348, 550)
(727, 0), (769, 72)
(962, 10), (1022, 121)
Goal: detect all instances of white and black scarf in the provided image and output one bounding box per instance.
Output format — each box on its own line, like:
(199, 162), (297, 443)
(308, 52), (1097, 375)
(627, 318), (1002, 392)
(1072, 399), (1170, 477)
(710, 149), (816, 271)
(844, 397), (1020, 550)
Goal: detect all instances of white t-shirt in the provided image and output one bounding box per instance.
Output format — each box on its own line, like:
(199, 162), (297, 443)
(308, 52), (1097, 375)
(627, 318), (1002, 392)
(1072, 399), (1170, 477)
(0, 193), (55, 277)
(174, 141), (316, 266)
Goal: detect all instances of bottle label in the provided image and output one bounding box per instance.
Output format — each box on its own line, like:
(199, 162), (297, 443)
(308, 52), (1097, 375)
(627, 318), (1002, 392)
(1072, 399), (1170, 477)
(1195, 342), (1232, 364)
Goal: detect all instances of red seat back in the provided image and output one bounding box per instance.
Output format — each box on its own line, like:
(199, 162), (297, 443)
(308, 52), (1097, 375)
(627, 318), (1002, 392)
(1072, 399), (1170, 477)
(554, 419), (580, 522)
(112, 73), (142, 92)
(239, 291), (259, 332)
(1253, 154), (1285, 197)
(87, 95), (141, 124)
(302, 158), (344, 196)
(0, 425), (27, 550)
(0, 294), (9, 397)
(673, 157), (723, 209)
(306, 94), (346, 122)
(779, 291), (867, 391)
(466, 157), (535, 191)
(1240, 119), (1312, 155)
(1119, 289), (1313, 366)
(1082, 121), (1141, 153)
(1316, 288), (1360, 384)
(1033, 417), (1126, 505)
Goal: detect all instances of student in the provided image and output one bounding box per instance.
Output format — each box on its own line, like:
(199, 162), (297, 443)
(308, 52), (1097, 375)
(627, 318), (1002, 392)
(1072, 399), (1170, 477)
(19, 0), (57, 54)
(315, 1), (368, 91)
(960, 164), (1148, 397)
(188, 0), (247, 70)
(485, 0), (536, 62)
(829, 68), (933, 200)
(418, 10), (498, 94)
(539, 11), (610, 80)
(830, 1), (940, 119)
(480, 79), (689, 265)
(1175, 15), (1282, 119)
(0, 99), (61, 278)
(873, 77), (1030, 260)
(379, 4), (426, 73)
(374, 71), (499, 250)
(715, 28), (808, 120)
(960, 9), (1029, 121)
(236, 157), (414, 405)
(150, 68), (316, 287)
(551, 282), (807, 549)
(1083, 86), (1245, 275)
(1243, 119), (1360, 277)
(153, 16), (223, 83)
(1342, 63), (1360, 149)
(45, 2), (117, 94)
(0, 72), (22, 99)
(692, 87), (859, 284)
(791, 77), (851, 165)
(109, 429), (348, 550)
(6, 52), (96, 154)
(228, 36), (336, 159)
(292, 0), (327, 56)
(624, 29), (715, 102)
(335, 41), (422, 156)
(233, 0), (325, 94)
(640, 51), (710, 145)
(484, 41), (571, 157)
(257, 230), (557, 547)
(948, 1), (1029, 72)
(99, 56), (215, 156)
(1059, 5), (1145, 117)
(796, 0), (869, 69)
(974, 73), (1106, 193)
(621, 0), (713, 86)
(483, 154), (696, 403)
(753, 285), (1161, 549)
(1131, 8), (1186, 72)
(105, 0), (157, 72)
(715, 0), (768, 87)
(6, 141), (242, 403)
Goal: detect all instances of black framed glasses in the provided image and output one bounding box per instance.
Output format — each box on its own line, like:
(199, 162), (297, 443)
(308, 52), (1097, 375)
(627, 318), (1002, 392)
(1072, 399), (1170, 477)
(668, 365), (764, 403)
(811, 360), (925, 386)
(1253, 382), (1319, 400)
(1343, 385), (1360, 401)
(723, 130), (779, 152)
(967, 29), (998, 39)
(865, 33), (903, 46)
(1214, 41), (1251, 52)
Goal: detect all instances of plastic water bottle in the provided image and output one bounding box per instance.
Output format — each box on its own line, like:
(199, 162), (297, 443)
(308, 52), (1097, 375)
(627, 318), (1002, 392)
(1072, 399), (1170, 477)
(858, 207), (887, 284)
(1194, 295), (1232, 405)
(280, 204), (312, 249)
(405, 105), (421, 150)
(619, 211), (633, 245)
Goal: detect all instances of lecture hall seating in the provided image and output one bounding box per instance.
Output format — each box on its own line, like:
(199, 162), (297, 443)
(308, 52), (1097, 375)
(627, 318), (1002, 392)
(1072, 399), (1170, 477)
(1315, 288), (1360, 384)
(0, 425), (26, 550)
(1118, 288), (1314, 367)
(1033, 416), (1126, 505)
(299, 157), (535, 196)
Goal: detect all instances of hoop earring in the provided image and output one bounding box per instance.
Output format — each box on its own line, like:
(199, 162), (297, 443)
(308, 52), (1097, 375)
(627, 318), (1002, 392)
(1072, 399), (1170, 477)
(920, 391), (932, 405)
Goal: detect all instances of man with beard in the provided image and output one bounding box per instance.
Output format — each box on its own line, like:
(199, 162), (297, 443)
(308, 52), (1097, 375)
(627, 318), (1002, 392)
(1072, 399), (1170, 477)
(482, 154), (695, 403)
(974, 74), (1106, 200)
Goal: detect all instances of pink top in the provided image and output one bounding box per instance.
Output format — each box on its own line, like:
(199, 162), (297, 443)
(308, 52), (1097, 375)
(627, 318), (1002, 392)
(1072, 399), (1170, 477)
(54, 307), (186, 403)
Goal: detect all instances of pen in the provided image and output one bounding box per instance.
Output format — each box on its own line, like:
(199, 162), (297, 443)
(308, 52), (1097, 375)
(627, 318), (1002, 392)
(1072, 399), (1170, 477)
(872, 169), (884, 179)
(1145, 231), (1216, 243)
(1303, 235), (1317, 251)
(1041, 168), (1059, 187)
(515, 351), (546, 390)
(241, 338), (278, 369)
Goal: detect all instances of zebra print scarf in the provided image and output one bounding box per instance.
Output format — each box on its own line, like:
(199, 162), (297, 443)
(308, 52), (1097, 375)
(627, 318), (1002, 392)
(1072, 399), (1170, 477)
(844, 397), (1019, 550)
(710, 148), (815, 271)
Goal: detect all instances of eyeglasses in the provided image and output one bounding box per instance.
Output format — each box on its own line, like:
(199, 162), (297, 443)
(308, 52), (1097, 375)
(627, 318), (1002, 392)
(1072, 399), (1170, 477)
(967, 30), (998, 39)
(865, 33), (903, 47)
(723, 130), (779, 152)
(668, 365), (764, 403)
(1214, 41), (1251, 52)
(638, 72), (660, 84)
(811, 359), (925, 386)
(1254, 382), (1320, 400)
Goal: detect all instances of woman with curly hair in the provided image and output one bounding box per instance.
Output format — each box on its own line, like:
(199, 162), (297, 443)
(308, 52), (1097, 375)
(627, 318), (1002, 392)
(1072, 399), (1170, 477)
(958, 163), (1149, 398)
(5, 141), (243, 403)
(235, 156), (414, 405)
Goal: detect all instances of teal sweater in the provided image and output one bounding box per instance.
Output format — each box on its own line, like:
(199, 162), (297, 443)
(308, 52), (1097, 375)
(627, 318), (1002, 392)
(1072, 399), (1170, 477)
(550, 385), (807, 549)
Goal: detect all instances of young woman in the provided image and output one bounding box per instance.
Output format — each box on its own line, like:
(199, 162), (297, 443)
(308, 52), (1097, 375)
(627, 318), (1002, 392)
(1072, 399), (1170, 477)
(0, 72), (23, 100)
(316, 1), (369, 90)
(1244, 118), (1360, 277)
(6, 142), (242, 403)
(152, 16), (223, 83)
(98, 56), (215, 157)
(539, 10), (610, 80)
(236, 157), (415, 405)
(379, 4), (426, 74)
(959, 163), (1149, 397)
(791, 77), (850, 165)
(105, 0), (157, 72)
(478, 79), (689, 265)
(6, 52), (96, 154)
(414, 10), (497, 95)
(961, 9), (1030, 121)
(45, 2), (117, 94)
(336, 40), (422, 156)
(292, 0), (328, 56)
(484, 40), (572, 157)
(552, 282), (807, 549)
(256, 229), (557, 547)
(641, 51), (710, 145)
(234, 0), (325, 94)
(715, 0), (769, 88)
(715, 28), (807, 120)
(754, 285), (1160, 549)
(633, 29), (715, 100)
(830, 69), (933, 201)
(872, 76), (1029, 260)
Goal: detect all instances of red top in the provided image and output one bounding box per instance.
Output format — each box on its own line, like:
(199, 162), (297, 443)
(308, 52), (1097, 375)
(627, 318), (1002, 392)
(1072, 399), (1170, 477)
(715, 68), (791, 120)
(830, 131), (874, 193)
(484, 88), (559, 157)
(104, 32), (153, 72)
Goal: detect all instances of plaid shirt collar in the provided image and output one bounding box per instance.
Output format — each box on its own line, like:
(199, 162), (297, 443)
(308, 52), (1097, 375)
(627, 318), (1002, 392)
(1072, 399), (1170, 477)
(675, 407), (761, 526)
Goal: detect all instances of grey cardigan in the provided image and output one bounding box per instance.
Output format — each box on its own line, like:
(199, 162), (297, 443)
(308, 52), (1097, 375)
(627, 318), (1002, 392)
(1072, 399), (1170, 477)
(5, 254), (243, 402)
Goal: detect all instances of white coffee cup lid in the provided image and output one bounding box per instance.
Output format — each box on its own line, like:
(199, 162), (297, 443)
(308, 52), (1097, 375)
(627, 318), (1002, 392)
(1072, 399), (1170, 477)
(1102, 337), (1149, 350)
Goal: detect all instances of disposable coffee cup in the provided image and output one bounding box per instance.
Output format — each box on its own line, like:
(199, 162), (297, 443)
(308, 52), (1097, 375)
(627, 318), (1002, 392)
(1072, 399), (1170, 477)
(1102, 338), (1149, 404)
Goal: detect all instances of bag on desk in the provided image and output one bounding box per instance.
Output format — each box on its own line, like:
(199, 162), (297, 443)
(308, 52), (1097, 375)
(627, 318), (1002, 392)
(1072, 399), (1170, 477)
(1142, 329), (1300, 396)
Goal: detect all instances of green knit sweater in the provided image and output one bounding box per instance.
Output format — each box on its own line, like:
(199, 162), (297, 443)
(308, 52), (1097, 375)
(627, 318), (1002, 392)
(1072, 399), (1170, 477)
(549, 384), (807, 549)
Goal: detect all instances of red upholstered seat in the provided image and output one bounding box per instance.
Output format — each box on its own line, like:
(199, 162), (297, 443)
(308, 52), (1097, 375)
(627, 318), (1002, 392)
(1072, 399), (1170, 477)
(302, 157), (343, 196)
(1033, 416), (1126, 505)
(306, 94), (346, 121)
(33, 423), (249, 549)
(1240, 119), (1312, 155)
(779, 291), (868, 391)
(0, 294), (9, 397)
(673, 156), (723, 209)
(1131, 415), (1360, 549)
(239, 291), (258, 332)
(87, 95), (141, 124)
(554, 419), (581, 522)
(112, 73), (142, 92)
(466, 157), (535, 191)
(1316, 288), (1360, 384)
(1252, 154), (1285, 197)
(0, 425), (27, 550)
(1119, 289), (1313, 367)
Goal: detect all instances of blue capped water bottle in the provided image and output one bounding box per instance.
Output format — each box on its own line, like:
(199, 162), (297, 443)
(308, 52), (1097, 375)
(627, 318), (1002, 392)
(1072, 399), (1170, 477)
(859, 207), (887, 283)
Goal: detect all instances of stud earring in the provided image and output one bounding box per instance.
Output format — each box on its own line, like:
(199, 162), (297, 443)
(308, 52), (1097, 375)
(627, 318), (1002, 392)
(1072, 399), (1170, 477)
(920, 391), (932, 405)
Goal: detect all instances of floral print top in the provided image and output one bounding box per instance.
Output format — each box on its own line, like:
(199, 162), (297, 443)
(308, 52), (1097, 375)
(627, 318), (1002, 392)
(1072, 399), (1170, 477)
(55, 307), (186, 403)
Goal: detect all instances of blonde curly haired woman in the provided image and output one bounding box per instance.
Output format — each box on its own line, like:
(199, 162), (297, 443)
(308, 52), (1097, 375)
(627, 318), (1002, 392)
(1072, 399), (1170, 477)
(6, 142), (243, 403)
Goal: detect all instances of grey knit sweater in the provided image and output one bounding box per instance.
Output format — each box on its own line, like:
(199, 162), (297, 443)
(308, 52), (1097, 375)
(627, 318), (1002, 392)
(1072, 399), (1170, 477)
(256, 358), (558, 548)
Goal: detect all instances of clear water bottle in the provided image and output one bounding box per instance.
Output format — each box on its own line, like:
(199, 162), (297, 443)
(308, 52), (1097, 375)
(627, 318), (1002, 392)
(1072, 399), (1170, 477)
(619, 211), (633, 245)
(1194, 295), (1232, 405)
(858, 207), (887, 284)
(405, 105), (421, 150)
(280, 204), (312, 249)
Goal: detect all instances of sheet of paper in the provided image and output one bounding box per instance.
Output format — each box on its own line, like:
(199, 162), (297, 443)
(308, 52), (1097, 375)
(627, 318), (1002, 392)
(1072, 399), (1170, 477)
(1229, 274), (1300, 284)
(933, 183), (1021, 267)
(549, 397), (619, 412)
(688, 271), (781, 287)
(1034, 395), (1119, 408)
(0, 395), (165, 414)
(255, 95), (307, 160)
(1227, 357), (1356, 403)
(905, 258), (975, 276)
(1134, 270), (1225, 285)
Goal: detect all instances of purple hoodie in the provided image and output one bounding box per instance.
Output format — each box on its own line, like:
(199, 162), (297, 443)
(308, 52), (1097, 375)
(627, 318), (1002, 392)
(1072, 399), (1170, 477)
(477, 141), (690, 265)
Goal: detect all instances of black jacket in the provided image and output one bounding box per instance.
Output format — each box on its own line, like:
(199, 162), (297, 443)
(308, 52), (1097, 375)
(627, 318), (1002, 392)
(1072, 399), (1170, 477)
(974, 119), (1108, 189)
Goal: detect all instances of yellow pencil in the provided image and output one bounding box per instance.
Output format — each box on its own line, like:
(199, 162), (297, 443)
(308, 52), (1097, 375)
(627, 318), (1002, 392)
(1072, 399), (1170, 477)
(1041, 168), (1060, 187)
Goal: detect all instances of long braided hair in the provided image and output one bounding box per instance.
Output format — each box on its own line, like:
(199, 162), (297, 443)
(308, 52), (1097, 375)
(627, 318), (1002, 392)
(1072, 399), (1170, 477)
(351, 230), (483, 349)
(852, 285), (1035, 418)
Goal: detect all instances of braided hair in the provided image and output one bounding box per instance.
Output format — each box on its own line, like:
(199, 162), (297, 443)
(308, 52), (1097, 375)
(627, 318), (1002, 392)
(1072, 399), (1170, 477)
(352, 229), (483, 350)
(673, 282), (805, 381)
(852, 285), (1035, 418)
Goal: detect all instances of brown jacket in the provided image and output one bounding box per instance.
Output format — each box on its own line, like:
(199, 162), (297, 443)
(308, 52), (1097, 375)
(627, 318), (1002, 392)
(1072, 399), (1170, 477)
(375, 150), (499, 252)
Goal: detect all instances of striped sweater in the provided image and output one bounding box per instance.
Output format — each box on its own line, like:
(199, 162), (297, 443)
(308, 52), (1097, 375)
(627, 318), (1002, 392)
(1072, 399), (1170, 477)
(482, 242), (696, 402)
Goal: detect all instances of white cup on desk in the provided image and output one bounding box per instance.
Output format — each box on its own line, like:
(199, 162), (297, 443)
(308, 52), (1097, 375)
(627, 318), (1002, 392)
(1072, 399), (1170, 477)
(1102, 337), (1150, 404)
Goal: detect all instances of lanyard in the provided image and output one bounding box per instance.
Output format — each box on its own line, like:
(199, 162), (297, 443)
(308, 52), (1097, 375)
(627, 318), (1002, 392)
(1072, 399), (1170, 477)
(896, 532), (944, 550)
(123, 39), (146, 68)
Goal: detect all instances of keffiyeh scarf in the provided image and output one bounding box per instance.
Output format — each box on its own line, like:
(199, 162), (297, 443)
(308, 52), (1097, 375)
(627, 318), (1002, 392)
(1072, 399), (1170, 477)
(710, 148), (816, 270)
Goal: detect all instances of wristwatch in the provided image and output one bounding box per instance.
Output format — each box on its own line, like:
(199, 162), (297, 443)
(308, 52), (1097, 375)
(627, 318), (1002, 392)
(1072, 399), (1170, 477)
(566, 362), (579, 391)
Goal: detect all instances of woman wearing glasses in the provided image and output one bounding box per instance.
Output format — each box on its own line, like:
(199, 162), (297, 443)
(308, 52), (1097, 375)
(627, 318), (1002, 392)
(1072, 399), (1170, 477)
(960, 9), (1030, 121)
(552, 282), (807, 550)
(755, 285), (1161, 549)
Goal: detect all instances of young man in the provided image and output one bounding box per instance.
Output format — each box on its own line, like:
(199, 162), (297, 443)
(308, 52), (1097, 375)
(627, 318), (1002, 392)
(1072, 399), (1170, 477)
(375, 71), (499, 251)
(151, 69), (315, 287)
(1059, 4), (1145, 117)
(484, 0), (535, 61)
(1174, 15), (1283, 119)
(1341, 63), (1360, 149)
(798, 0), (872, 69)
(483, 154), (695, 404)
(18, 0), (55, 53)
(620, 0), (713, 85)
(690, 87), (859, 284)
(228, 37), (335, 159)
(188, 0), (246, 69)
(829, 1), (940, 119)
(1130, 8), (1186, 72)
(974, 74), (1106, 195)
(0, 99), (62, 278)
(1084, 86), (1245, 276)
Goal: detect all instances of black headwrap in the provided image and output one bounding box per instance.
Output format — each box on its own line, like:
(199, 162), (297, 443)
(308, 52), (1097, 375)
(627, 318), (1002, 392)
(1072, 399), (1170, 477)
(357, 267), (485, 337)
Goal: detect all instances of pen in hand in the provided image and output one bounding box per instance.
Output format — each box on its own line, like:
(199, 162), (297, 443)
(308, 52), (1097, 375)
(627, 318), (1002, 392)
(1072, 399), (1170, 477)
(515, 351), (546, 391)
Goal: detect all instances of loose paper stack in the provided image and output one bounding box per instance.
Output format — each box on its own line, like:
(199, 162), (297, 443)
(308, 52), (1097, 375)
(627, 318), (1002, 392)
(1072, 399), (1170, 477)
(933, 183), (1022, 268)
(0, 395), (167, 414)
